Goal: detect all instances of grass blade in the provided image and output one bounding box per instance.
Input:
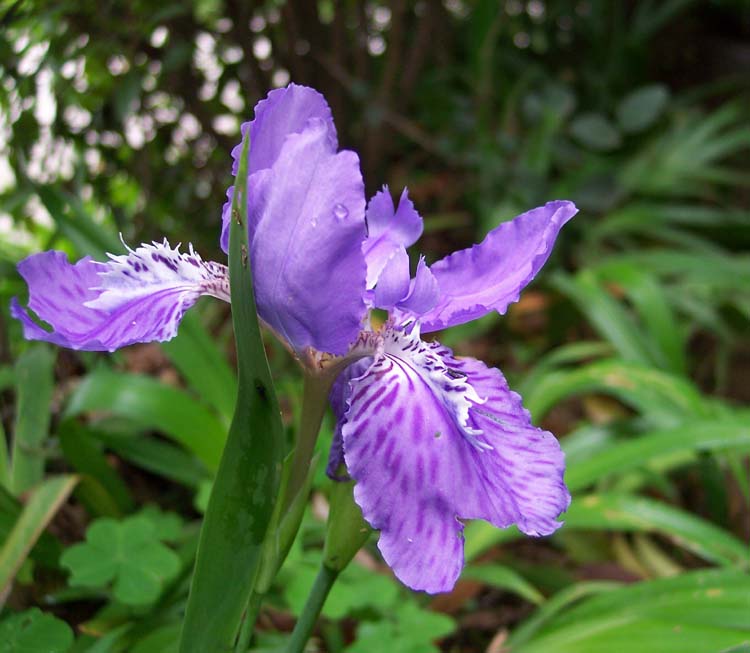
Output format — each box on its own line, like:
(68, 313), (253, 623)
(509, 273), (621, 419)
(564, 493), (750, 567)
(178, 133), (283, 652)
(0, 475), (78, 602)
(512, 569), (750, 653)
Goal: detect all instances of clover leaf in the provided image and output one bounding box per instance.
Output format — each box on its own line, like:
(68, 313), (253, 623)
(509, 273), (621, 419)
(0, 608), (73, 653)
(345, 602), (455, 653)
(136, 505), (184, 542)
(283, 555), (399, 619)
(60, 515), (181, 605)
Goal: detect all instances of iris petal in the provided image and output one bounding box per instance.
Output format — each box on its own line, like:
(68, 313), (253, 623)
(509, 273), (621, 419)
(397, 256), (439, 316)
(373, 247), (410, 309)
(341, 327), (569, 593)
(11, 241), (227, 352)
(418, 200), (577, 332)
(362, 187), (423, 289)
(249, 118), (367, 356)
(221, 84), (338, 252)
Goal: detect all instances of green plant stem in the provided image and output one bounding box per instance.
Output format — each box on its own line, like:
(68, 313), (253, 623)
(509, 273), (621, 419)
(234, 590), (263, 652)
(282, 374), (331, 512)
(285, 564), (339, 653)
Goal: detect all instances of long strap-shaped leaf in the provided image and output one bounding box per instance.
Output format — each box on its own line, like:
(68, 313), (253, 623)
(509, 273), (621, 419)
(0, 474), (78, 604)
(178, 133), (283, 652)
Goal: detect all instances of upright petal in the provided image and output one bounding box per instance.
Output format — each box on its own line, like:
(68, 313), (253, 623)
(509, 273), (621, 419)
(363, 187), (423, 289)
(221, 84), (338, 252)
(397, 256), (439, 316)
(250, 119), (367, 355)
(373, 247), (410, 310)
(11, 241), (228, 352)
(341, 328), (569, 593)
(418, 201), (577, 332)
(233, 83), (337, 176)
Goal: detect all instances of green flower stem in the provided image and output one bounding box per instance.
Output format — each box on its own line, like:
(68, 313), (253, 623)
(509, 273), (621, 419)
(251, 373), (332, 624)
(324, 478), (371, 571)
(285, 563), (339, 653)
(282, 373), (331, 512)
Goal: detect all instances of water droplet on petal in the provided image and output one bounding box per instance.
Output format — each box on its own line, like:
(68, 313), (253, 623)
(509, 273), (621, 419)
(311, 216), (318, 227)
(333, 203), (348, 221)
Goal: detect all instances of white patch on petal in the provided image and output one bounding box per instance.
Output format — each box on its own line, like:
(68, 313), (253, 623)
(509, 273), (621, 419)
(85, 238), (229, 311)
(382, 326), (491, 451)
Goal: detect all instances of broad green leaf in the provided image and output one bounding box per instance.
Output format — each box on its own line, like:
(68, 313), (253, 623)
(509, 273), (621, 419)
(569, 113), (622, 151)
(0, 608), (74, 653)
(58, 421), (134, 517)
(101, 433), (208, 488)
(160, 310), (237, 424)
(178, 130), (283, 653)
(65, 369), (225, 471)
(0, 475), (78, 599)
(61, 515), (181, 605)
(616, 85), (669, 133)
(10, 346), (55, 495)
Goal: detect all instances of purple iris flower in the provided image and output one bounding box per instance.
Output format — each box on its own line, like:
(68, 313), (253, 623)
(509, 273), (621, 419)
(11, 84), (575, 594)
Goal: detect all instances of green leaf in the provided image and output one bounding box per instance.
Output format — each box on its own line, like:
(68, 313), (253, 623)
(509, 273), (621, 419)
(160, 311), (237, 425)
(136, 505), (184, 542)
(345, 602), (455, 653)
(61, 515), (181, 605)
(620, 104), (750, 197)
(178, 129), (283, 652)
(616, 85), (669, 133)
(462, 564), (545, 604)
(565, 417), (750, 491)
(34, 185), (121, 259)
(569, 113), (622, 151)
(524, 358), (714, 425)
(58, 421), (134, 517)
(552, 271), (661, 370)
(0, 608), (74, 653)
(0, 414), (9, 491)
(101, 433), (208, 488)
(512, 570), (750, 653)
(464, 417), (750, 560)
(282, 551), (399, 619)
(10, 346), (55, 495)
(563, 493), (750, 567)
(0, 475), (78, 598)
(130, 625), (180, 653)
(65, 369), (226, 471)
(506, 581), (621, 649)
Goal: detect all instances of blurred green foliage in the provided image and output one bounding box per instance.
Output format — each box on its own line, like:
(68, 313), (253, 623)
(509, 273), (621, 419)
(0, 0), (749, 651)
